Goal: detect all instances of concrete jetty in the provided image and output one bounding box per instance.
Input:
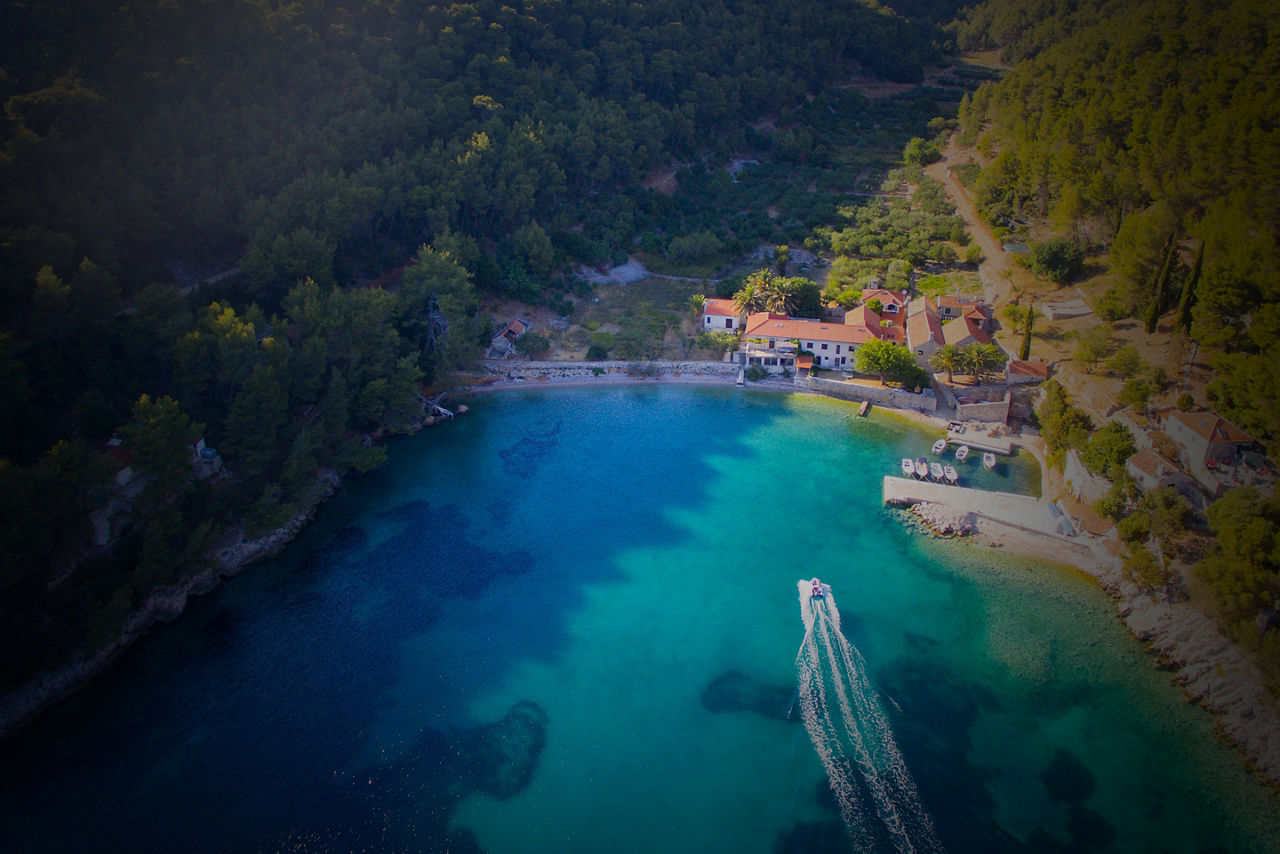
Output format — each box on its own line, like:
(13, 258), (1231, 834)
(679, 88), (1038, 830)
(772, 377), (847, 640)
(944, 429), (1014, 455)
(882, 476), (1062, 536)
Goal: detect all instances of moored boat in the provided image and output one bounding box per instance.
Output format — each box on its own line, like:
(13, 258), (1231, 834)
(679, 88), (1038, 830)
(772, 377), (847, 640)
(929, 461), (944, 481)
(982, 452), (997, 470)
(954, 444), (969, 462)
(914, 457), (929, 478)
(943, 464), (959, 483)
(858, 400), (870, 416)
(901, 457), (914, 477)
(931, 438), (947, 455)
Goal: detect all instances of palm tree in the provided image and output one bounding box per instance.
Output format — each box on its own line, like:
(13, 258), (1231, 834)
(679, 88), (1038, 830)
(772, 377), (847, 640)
(732, 282), (765, 317)
(761, 278), (796, 315)
(959, 344), (984, 385)
(688, 293), (706, 326)
(962, 342), (1006, 385)
(928, 344), (959, 384)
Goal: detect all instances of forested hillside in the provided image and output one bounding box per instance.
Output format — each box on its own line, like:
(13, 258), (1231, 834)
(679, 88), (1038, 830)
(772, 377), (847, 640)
(954, 0), (1280, 675)
(955, 0), (1278, 451)
(0, 0), (959, 699)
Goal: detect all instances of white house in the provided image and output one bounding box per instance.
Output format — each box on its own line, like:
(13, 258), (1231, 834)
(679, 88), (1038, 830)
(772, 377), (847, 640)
(701, 298), (740, 332)
(1125, 449), (1204, 508)
(1162, 409), (1254, 467)
(742, 312), (882, 370)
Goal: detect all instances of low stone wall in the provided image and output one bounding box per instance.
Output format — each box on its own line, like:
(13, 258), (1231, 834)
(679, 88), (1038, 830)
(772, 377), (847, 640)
(478, 359), (741, 381)
(800, 376), (938, 412)
(956, 392), (1010, 423)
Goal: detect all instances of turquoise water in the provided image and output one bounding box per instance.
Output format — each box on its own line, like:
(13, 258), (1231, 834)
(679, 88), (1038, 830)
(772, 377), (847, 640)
(1, 386), (1277, 852)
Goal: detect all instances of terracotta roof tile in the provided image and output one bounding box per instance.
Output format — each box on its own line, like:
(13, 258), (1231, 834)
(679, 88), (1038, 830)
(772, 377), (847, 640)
(1167, 410), (1253, 444)
(1006, 359), (1049, 377)
(703, 298), (738, 317)
(743, 312), (880, 345)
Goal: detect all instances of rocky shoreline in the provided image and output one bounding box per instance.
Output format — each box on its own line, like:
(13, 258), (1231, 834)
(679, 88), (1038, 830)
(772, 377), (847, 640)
(0, 469), (343, 739)
(6, 365), (1279, 794)
(904, 499), (1280, 788)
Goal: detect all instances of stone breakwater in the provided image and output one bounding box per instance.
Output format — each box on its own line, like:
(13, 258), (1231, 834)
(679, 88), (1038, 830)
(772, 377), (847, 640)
(908, 501), (978, 536)
(0, 470), (342, 739)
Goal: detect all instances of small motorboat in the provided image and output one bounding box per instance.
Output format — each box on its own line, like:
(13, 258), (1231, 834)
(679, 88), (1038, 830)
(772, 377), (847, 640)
(929, 461), (944, 481)
(915, 457), (929, 478)
(931, 438), (947, 455)
(810, 578), (825, 599)
(858, 400), (870, 416)
(983, 452), (997, 470)
(943, 464), (959, 484)
(902, 457), (914, 477)
(954, 444), (970, 462)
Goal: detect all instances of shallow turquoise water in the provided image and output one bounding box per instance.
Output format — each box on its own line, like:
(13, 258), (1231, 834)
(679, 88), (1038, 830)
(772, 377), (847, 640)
(0, 386), (1276, 852)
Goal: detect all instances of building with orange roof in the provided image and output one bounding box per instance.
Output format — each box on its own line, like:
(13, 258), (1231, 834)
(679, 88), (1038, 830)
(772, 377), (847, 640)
(906, 296), (945, 367)
(1125, 449), (1204, 507)
(860, 288), (909, 317)
(941, 312), (991, 348)
(700, 298), (741, 332)
(741, 310), (891, 370)
(1005, 359), (1050, 384)
(1162, 409), (1255, 471)
(937, 293), (985, 319)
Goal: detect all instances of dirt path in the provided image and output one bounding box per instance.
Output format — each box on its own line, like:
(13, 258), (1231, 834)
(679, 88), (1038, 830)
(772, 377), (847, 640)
(924, 140), (1041, 350)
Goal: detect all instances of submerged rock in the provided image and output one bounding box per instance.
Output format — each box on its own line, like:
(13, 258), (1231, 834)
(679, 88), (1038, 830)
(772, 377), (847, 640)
(1041, 749), (1096, 804)
(456, 700), (549, 800)
(701, 670), (799, 722)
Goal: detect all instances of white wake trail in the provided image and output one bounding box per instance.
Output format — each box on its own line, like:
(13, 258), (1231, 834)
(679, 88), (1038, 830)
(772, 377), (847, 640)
(795, 581), (943, 853)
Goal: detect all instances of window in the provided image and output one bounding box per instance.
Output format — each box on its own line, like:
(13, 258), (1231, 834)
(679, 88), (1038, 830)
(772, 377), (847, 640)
(821, 343), (828, 350)
(705, 317), (711, 324)
(724, 318), (732, 328)
(836, 345), (841, 353)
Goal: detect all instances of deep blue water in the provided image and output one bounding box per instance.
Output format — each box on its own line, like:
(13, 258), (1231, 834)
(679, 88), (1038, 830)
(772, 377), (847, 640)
(1, 386), (1276, 853)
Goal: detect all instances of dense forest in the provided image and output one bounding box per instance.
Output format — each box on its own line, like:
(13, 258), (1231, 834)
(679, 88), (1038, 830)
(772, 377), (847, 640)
(0, 0), (964, 697)
(4, 0), (1278, 709)
(955, 0), (1279, 453)
(954, 0), (1280, 675)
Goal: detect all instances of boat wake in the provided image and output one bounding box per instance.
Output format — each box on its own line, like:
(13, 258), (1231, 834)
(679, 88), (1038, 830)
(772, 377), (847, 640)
(795, 581), (943, 853)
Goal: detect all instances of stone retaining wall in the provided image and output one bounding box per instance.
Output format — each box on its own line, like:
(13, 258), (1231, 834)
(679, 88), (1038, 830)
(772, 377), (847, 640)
(479, 359), (742, 380)
(799, 376), (938, 412)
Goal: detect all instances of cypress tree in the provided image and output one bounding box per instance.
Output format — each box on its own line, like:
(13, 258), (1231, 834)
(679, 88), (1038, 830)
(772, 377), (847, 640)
(1177, 240), (1204, 334)
(1019, 304), (1035, 360)
(1144, 231), (1178, 334)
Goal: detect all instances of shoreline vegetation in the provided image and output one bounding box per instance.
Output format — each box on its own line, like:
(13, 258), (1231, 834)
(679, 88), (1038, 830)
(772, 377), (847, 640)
(5, 362), (1277, 792)
(1, 0), (1276, 832)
